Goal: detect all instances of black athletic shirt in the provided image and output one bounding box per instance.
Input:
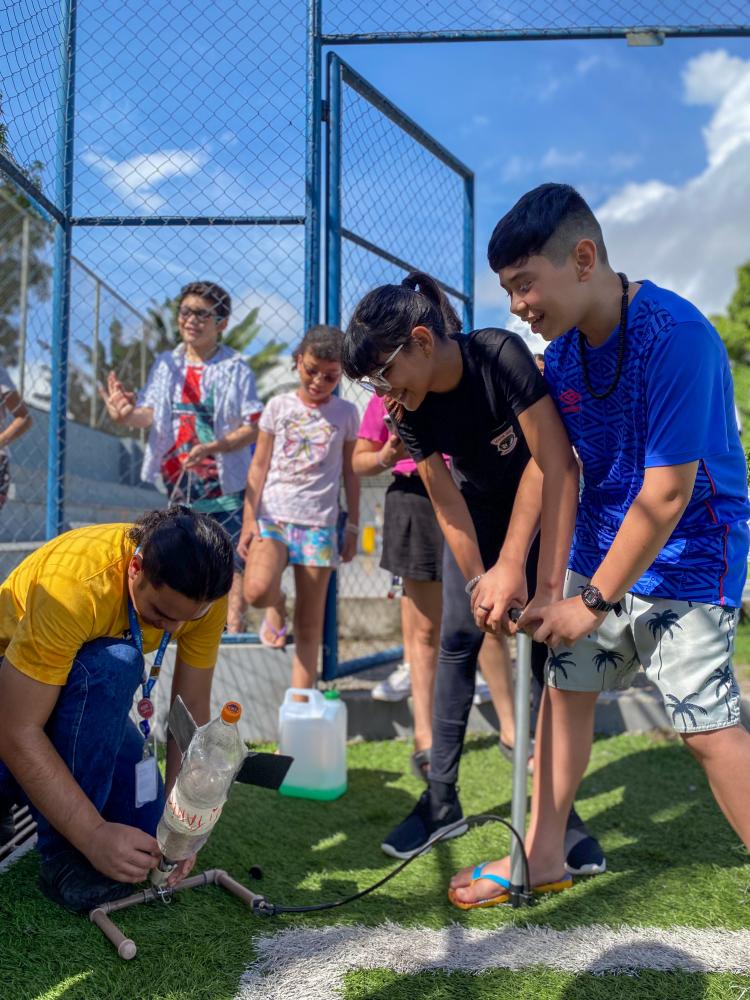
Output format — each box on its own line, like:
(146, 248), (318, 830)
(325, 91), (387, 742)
(396, 329), (547, 510)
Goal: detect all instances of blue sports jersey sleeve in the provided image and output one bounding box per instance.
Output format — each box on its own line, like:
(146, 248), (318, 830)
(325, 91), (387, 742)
(644, 320), (730, 467)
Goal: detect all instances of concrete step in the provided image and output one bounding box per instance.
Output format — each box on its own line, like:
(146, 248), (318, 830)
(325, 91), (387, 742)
(147, 642), (744, 745)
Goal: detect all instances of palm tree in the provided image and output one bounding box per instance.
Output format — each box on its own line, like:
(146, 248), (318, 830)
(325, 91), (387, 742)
(548, 650), (574, 685)
(709, 605), (737, 652)
(593, 648), (624, 689)
(665, 692), (708, 730)
(701, 662), (739, 723)
(146, 294), (286, 402)
(646, 609), (683, 679)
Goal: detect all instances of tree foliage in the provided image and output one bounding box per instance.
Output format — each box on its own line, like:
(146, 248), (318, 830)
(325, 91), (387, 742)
(0, 93), (53, 368)
(711, 260), (750, 364)
(142, 294), (286, 401)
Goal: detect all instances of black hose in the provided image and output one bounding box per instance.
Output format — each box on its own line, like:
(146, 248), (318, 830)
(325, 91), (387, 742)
(250, 813), (532, 916)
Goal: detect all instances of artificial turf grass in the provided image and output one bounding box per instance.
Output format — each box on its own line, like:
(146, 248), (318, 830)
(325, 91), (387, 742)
(343, 968), (750, 1000)
(1, 731), (749, 1000)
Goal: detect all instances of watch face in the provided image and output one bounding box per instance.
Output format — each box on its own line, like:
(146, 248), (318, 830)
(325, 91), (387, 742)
(581, 586), (601, 610)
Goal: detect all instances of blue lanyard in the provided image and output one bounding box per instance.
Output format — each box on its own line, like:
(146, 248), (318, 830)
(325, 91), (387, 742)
(128, 598), (171, 741)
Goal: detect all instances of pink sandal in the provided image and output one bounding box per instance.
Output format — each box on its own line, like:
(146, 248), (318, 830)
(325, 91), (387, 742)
(259, 594), (287, 649)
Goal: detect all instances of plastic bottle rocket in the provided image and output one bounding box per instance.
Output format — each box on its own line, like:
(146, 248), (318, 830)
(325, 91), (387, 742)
(152, 701), (246, 884)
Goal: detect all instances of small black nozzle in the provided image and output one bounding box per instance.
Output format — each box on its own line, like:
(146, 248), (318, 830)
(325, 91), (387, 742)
(250, 896), (277, 917)
(508, 608), (523, 623)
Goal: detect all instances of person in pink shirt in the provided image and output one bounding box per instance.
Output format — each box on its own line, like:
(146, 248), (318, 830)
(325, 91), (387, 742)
(354, 394), (524, 785)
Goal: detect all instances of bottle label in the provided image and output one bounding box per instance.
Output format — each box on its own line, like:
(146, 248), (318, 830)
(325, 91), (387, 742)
(166, 787), (223, 835)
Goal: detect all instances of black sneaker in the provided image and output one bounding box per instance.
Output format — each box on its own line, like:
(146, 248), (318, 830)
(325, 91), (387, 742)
(564, 807), (606, 875)
(39, 850), (135, 913)
(381, 787), (468, 860)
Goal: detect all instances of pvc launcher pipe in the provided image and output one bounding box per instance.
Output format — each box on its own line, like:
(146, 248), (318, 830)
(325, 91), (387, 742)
(89, 869), (265, 960)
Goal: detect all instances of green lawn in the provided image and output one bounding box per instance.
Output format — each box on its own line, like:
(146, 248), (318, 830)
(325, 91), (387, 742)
(1, 733), (749, 1000)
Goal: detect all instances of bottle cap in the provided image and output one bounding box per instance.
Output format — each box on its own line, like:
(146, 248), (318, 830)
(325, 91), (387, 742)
(221, 701), (242, 723)
(323, 690), (340, 700)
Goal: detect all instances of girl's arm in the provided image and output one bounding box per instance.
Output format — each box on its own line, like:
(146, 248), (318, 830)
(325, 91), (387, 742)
(0, 391), (32, 447)
(418, 454), (485, 582)
(340, 439), (361, 563)
(237, 430), (273, 559)
(351, 435), (405, 476)
(470, 395), (577, 634)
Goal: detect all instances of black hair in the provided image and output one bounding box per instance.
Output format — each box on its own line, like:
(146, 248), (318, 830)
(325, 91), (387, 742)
(128, 506), (234, 602)
(487, 183), (608, 273)
(179, 281), (232, 321)
(291, 324), (344, 369)
(342, 271), (462, 381)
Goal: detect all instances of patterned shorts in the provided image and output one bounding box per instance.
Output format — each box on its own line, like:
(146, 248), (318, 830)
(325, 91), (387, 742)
(546, 570), (741, 734)
(257, 518), (338, 568)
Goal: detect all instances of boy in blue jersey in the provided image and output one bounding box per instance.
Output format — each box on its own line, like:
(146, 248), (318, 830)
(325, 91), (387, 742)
(449, 182), (750, 909)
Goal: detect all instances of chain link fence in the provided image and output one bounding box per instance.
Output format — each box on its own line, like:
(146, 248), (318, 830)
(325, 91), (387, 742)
(1, 0), (747, 661)
(322, 0), (750, 38)
(0, 0), (308, 606)
(325, 55), (473, 677)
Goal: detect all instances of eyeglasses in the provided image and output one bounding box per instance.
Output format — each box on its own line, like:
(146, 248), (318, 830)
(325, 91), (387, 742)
(359, 342), (406, 393)
(178, 306), (220, 323)
(300, 360), (339, 385)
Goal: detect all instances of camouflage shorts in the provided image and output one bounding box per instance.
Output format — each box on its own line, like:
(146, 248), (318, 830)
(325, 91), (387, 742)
(545, 571), (741, 733)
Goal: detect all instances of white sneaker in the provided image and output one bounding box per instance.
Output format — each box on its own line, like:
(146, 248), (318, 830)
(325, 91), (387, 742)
(372, 662), (411, 702)
(473, 670), (492, 706)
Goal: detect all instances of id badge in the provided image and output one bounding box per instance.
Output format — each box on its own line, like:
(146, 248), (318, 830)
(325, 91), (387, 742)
(135, 755), (159, 808)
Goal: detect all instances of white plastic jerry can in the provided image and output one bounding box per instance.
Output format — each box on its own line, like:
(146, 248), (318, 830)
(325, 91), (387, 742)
(278, 689), (347, 800)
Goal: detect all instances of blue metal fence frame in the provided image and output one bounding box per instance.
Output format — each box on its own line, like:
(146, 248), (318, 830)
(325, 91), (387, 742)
(321, 52), (475, 680)
(1, 0), (747, 658)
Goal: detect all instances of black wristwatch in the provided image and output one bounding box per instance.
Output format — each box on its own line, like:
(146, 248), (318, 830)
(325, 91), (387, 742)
(580, 585), (623, 617)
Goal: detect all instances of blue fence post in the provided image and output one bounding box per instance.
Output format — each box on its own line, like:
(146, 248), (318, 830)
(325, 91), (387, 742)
(46, 0), (78, 539)
(304, 0), (323, 332)
(321, 53), (343, 682)
(463, 173), (475, 332)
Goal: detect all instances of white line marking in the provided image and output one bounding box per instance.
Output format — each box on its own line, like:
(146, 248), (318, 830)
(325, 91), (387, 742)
(0, 834), (37, 874)
(237, 922), (750, 1000)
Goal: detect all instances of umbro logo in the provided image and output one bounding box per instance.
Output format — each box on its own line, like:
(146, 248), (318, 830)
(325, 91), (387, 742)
(559, 388), (582, 414)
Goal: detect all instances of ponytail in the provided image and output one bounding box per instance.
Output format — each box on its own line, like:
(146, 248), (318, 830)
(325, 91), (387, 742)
(342, 271), (461, 381)
(128, 506), (234, 602)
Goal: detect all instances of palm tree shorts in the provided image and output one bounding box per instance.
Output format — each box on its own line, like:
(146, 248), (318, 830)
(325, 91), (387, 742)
(545, 571), (741, 733)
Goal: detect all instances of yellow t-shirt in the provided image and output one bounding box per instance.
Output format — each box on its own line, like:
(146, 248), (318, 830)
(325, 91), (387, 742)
(0, 523), (228, 685)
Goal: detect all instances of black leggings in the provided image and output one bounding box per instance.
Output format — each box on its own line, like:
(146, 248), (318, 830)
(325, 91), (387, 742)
(430, 504), (547, 785)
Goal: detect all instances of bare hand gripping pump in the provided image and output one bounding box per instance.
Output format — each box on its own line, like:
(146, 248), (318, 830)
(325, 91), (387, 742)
(89, 697), (293, 959)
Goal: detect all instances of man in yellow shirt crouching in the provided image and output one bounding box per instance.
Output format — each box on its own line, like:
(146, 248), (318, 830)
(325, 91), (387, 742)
(0, 506), (233, 912)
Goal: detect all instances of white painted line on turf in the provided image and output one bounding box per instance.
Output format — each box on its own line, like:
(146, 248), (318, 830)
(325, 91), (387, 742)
(236, 922), (750, 1000)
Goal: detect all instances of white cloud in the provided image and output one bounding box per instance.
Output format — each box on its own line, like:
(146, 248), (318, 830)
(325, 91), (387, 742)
(682, 50), (746, 107)
(81, 149), (207, 212)
(538, 78), (561, 101)
(595, 50), (750, 316)
(576, 55), (601, 76)
(233, 288), (302, 347)
(541, 147), (584, 170)
(500, 154), (534, 182)
(478, 50), (750, 326)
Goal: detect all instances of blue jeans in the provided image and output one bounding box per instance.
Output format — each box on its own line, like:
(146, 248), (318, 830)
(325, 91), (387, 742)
(0, 637), (165, 863)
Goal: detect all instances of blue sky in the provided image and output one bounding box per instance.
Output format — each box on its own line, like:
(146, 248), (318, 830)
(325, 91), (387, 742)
(338, 35), (750, 342)
(4, 3), (750, 359)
